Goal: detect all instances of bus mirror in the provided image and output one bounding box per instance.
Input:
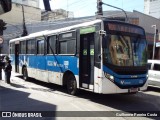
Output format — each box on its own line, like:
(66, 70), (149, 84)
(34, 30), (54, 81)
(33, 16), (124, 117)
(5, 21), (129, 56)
(0, 0), (12, 15)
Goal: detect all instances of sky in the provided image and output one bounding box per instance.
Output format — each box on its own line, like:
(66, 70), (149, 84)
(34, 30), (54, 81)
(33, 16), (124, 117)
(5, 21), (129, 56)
(39, 0), (144, 18)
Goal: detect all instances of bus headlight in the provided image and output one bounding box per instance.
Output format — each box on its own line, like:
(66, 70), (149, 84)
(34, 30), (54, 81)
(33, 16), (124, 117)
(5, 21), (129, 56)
(104, 72), (114, 82)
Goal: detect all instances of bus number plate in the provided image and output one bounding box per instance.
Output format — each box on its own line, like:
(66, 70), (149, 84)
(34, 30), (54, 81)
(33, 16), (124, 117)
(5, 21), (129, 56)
(129, 88), (138, 93)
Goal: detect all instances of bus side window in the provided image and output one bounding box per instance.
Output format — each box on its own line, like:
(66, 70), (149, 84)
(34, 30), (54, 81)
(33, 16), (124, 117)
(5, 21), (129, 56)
(59, 31), (76, 55)
(37, 40), (45, 55)
(47, 35), (57, 54)
(20, 41), (26, 54)
(27, 39), (36, 54)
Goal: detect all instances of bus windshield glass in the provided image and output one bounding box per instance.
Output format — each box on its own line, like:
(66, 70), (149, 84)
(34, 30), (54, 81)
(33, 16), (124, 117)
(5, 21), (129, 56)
(103, 22), (147, 66)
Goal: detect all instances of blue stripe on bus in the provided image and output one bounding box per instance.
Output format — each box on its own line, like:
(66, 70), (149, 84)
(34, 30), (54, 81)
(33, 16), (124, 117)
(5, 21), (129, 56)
(114, 77), (146, 86)
(103, 65), (147, 87)
(11, 55), (79, 75)
(103, 65), (147, 78)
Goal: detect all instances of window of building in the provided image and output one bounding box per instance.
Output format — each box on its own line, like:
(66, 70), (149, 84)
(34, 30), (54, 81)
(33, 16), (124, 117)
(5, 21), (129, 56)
(27, 39), (35, 54)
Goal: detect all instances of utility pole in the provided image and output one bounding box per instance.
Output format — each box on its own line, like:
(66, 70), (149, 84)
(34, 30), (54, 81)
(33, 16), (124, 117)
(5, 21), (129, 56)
(0, 19), (7, 36)
(21, 5), (28, 37)
(151, 25), (157, 60)
(0, 19), (6, 54)
(96, 0), (128, 22)
(97, 0), (103, 18)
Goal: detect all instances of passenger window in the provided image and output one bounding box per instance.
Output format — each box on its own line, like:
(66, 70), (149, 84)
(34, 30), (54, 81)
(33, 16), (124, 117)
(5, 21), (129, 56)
(59, 31), (76, 54)
(20, 41), (26, 54)
(153, 64), (160, 71)
(27, 39), (35, 54)
(37, 40), (44, 55)
(47, 35), (56, 54)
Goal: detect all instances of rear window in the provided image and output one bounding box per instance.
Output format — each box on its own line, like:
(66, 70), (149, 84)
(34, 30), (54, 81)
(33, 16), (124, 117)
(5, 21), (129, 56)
(153, 64), (160, 71)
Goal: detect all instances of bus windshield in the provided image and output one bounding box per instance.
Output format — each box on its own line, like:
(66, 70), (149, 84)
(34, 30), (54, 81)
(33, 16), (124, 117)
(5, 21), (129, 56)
(103, 34), (147, 66)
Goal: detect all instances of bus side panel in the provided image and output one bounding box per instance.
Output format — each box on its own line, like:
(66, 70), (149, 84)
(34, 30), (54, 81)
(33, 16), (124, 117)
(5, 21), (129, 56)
(94, 67), (101, 93)
(19, 55), (37, 78)
(35, 55), (48, 82)
(46, 56), (79, 85)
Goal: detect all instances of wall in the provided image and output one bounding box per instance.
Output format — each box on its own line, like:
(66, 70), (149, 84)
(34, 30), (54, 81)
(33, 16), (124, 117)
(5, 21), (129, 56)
(0, 3), (41, 25)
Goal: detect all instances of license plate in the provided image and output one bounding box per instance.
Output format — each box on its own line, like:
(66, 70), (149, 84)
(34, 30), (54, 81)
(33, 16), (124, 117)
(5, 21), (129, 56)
(129, 88), (138, 93)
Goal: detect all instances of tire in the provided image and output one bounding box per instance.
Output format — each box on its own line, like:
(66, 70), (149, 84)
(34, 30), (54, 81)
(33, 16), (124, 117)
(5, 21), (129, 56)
(23, 67), (28, 81)
(67, 75), (77, 95)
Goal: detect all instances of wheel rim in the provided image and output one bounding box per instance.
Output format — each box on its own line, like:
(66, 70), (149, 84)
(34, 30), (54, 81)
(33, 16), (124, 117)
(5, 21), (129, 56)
(23, 68), (27, 80)
(67, 77), (77, 95)
(68, 80), (75, 93)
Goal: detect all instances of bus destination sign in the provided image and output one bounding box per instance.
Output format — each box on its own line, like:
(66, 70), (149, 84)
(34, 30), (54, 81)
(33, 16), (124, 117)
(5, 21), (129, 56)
(108, 23), (144, 35)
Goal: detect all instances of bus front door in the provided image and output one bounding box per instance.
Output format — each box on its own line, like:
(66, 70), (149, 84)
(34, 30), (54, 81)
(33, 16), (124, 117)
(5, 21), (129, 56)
(15, 44), (19, 72)
(80, 33), (94, 89)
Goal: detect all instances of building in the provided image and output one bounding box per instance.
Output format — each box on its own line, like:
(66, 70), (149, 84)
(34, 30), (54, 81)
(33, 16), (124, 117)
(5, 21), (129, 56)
(0, 1), (41, 53)
(0, 2), (41, 25)
(12, 0), (39, 8)
(41, 9), (74, 21)
(144, 0), (160, 19)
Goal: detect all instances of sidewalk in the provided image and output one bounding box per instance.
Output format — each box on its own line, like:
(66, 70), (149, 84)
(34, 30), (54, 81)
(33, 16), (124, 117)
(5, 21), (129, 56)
(0, 71), (24, 88)
(0, 72), (25, 90)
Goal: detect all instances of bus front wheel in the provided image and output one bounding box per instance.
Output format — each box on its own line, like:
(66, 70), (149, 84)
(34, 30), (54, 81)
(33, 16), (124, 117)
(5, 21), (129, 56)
(67, 75), (77, 95)
(23, 67), (28, 81)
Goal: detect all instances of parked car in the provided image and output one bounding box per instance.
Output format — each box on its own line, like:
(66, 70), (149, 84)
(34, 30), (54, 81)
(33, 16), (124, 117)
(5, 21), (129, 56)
(148, 60), (160, 88)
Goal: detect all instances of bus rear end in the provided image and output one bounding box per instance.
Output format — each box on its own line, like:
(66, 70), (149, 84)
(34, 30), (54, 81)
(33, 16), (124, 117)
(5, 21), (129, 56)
(101, 21), (148, 94)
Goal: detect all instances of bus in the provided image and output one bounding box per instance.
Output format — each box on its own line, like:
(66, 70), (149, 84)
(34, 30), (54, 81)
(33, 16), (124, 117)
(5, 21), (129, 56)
(9, 19), (148, 95)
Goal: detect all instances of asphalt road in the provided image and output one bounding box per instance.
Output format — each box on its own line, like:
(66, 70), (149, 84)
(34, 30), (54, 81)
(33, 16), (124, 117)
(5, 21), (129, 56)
(0, 72), (160, 120)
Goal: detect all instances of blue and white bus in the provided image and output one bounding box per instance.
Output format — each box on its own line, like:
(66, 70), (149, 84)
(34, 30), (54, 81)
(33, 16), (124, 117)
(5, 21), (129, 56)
(9, 19), (148, 95)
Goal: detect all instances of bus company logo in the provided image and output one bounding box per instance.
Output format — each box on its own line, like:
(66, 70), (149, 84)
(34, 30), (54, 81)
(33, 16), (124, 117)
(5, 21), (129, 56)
(2, 112), (11, 117)
(121, 80), (125, 85)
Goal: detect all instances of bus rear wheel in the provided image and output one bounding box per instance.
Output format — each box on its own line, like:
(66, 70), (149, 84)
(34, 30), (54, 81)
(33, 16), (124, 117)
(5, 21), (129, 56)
(67, 75), (77, 95)
(23, 67), (28, 81)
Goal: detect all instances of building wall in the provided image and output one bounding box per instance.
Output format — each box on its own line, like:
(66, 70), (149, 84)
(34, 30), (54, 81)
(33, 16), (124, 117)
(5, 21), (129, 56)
(144, 0), (160, 19)
(133, 10), (160, 34)
(0, 3), (41, 25)
(144, 0), (150, 14)
(12, 0), (39, 8)
(41, 9), (74, 21)
(0, 2), (41, 54)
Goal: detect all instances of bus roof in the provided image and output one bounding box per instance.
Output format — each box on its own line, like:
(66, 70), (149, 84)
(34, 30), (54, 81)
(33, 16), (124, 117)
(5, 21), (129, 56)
(9, 30), (49, 43)
(44, 19), (102, 36)
(9, 19), (102, 43)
